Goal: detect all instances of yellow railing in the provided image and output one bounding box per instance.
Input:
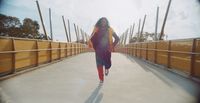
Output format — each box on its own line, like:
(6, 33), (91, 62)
(0, 37), (88, 76)
(115, 38), (200, 78)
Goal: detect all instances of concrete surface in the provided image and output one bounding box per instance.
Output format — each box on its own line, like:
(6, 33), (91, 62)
(0, 52), (199, 103)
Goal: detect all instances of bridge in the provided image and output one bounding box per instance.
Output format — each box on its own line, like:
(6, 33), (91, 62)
(0, 37), (199, 103)
(0, 0), (200, 103)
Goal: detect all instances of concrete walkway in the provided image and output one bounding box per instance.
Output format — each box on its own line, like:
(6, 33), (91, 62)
(0, 53), (199, 103)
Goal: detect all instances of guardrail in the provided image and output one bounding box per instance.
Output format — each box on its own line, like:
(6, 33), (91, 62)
(0, 37), (88, 77)
(115, 38), (200, 78)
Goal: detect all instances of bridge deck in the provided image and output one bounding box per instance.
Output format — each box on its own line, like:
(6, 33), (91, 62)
(0, 53), (199, 103)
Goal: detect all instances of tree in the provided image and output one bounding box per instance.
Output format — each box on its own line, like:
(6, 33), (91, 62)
(0, 14), (45, 39)
(129, 32), (156, 43)
(0, 14), (22, 36)
(22, 18), (40, 38)
(0, 14), (21, 28)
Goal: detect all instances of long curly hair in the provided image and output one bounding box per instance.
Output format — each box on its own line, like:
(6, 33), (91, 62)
(95, 17), (110, 29)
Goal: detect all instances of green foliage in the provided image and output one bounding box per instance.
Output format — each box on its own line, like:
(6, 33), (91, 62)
(0, 14), (46, 39)
(129, 32), (156, 43)
(22, 18), (40, 38)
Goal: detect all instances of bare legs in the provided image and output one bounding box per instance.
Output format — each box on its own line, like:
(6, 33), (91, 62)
(97, 66), (110, 83)
(97, 66), (104, 83)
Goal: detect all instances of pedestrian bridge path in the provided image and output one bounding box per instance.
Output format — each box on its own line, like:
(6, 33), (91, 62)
(0, 52), (199, 103)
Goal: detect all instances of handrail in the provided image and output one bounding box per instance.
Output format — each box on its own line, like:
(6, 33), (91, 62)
(116, 38), (200, 78)
(0, 37), (89, 77)
(127, 37), (200, 44)
(120, 47), (200, 55)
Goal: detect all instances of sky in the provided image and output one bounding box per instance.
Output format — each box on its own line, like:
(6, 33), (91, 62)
(0, 0), (200, 42)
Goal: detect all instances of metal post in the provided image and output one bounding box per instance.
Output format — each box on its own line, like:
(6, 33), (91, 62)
(50, 42), (52, 62)
(136, 44), (138, 56)
(190, 39), (196, 76)
(59, 42), (61, 59)
(49, 8), (53, 41)
(155, 7), (159, 41)
(123, 33), (125, 45)
(131, 23), (135, 40)
(137, 19), (141, 42)
(80, 29), (83, 43)
(11, 38), (16, 74)
(120, 34), (122, 44)
(121, 34), (123, 44)
(119, 35), (121, 44)
(140, 15), (147, 42)
(84, 32), (88, 42)
(76, 25), (80, 42)
(124, 31), (127, 45)
(146, 43), (148, 60)
(123, 33), (126, 45)
(139, 44), (142, 58)
(67, 19), (71, 42)
(124, 29), (129, 45)
(80, 30), (83, 42)
(81, 29), (85, 43)
(167, 40), (171, 68)
(154, 42), (157, 63)
(65, 43), (67, 57)
(36, 0), (48, 40)
(129, 25), (132, 43)
(160, 0), (172, 40)
(36, 40), (39, 66)
(126, 29), (129, 44)
(121, 33), (124, 44)
(121, 35), (123, 45)
(62, 16), (69, 42)
(73, 23), (78, 42)
(83, 31), (86, 43)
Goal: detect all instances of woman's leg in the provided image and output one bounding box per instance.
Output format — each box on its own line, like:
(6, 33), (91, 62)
(104, 51), (111, 76)
(95, 51), (104, 82)
(97, 65), (104, 82)
(105, 68), (109, 76)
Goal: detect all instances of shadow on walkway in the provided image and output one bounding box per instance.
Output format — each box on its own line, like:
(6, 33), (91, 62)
(123, 54), (200, 97)
(84, 84), (103, 103)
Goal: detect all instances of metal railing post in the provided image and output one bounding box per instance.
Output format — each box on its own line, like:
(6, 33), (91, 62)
(167, 40), (171, 68)
(146, 43), (148, 60)
(36, 0), (48, 40)
(190, 39), (196, 76)
(50, 42), (52, 62)
(11, 38), (16, 74)
(154, 42), (157, 63)
(36, 40), (39, 66)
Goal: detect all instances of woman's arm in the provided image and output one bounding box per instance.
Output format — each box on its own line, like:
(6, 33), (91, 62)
(88, 27), (98, 49)
(112, 32), (120, 47)
(109, 32), (119, 52)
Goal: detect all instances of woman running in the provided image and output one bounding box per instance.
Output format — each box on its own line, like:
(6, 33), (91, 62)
(89, 17), (119, 83)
